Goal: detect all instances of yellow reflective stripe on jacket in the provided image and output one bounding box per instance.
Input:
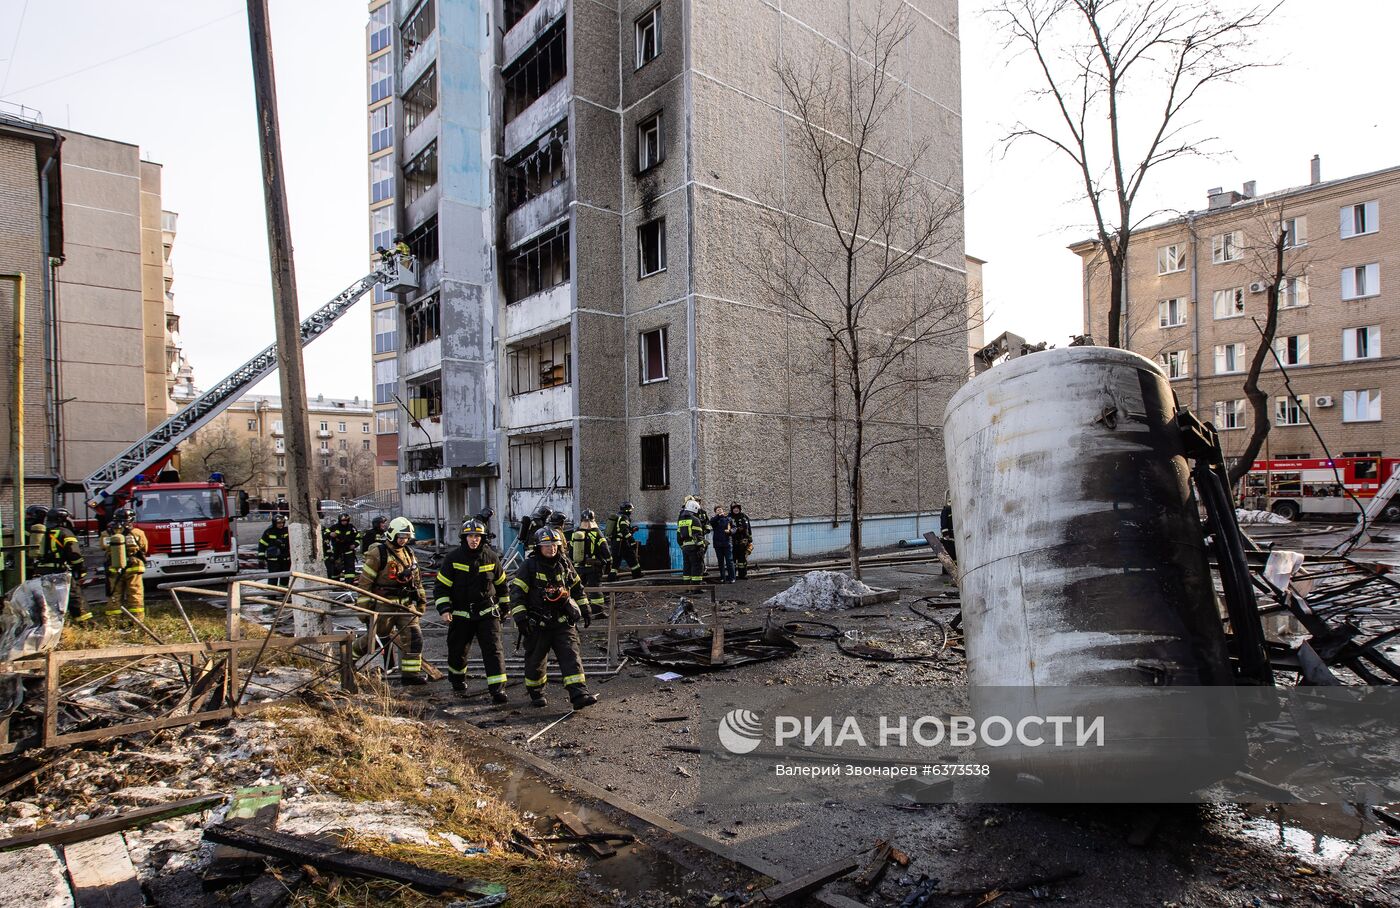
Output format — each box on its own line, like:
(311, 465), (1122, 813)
(451, 562), (472, 571)
(478, 563), (496, 572)
(510, 577), (529, 591)
(436, 572), (453, 586)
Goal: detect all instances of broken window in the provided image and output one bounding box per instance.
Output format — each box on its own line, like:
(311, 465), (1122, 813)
(1213, 287), (1244, 320)
(370, 154), (394, 204)
(403, 64), (438, 134)
(404, 294), (440, 348)
(640, 327), (667, 383)
(406, 445), (443, 472)
(404, 140), (438, 205)
(503, 0), (536, 31)
(401, 0), (435, 67)
(405, 215), (439, 268)
(509, 435), (573, 490)
(369, 105), (393, 153)
(503, 21), (567, 121)
(635, 6), (661, 68)
(638, 218), (666, 277)
(505, 223), (570, 303)
(505, 121), (568, 212)
(507, 331), (571, 395)
(1274, 395), (1309, 427)
(640, 433), (669, 489)
(637, 111), (663, 172)
(1214, 399), (1246, 430)
(1274, 334), (1309, 367)
(407, 376), (442, 419)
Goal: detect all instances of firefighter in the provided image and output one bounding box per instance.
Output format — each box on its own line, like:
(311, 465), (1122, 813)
(710, 506), (736, 584)
(103, 507), (148, 621)
(518, 504), (552, 557)
(434, 518), (508, 702)
(729, 502), (754, 579)
(570, 510), (613, 619)
(608, 501), (643, 580)
(509, 528), (596, 710)
(328, 513), (360, 581)
(321, 520), (337, 579)
(258, 514), (291, 584)
(393, 234), (411, 263)
(34, 507), (91, 622)
(474, 507), (497, 541)
(24, 504), (49, 576)
(360, 515), (389, 553)
(677, 496), (708, 583)
(355, 516), (428, 684)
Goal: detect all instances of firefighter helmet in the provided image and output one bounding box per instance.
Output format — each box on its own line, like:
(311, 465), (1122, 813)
(370, 515), (386, 529)
(548, 510), (567, 527)
(461, 517), (486, 537)
(47, 507), (73, 528)
(580, 508), (596, 523)
(338, 513), (352, 524)
(272, 513), (287, 526)
(730, 502), (743, 513)
(619, 501), (633, 513)
(25, 504), (49, 526)
(534, 527), (560, 552)
(112, 507), (135, 526)
(387, 516), (414, 546)
(531, 504), (552, 522)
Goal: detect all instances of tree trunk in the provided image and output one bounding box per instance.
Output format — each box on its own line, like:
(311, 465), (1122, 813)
(848, 419), (864, 580)
(1106, 247), (1125, 349)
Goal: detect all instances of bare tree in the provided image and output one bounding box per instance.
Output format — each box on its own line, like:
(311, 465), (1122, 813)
(993, 0), (1278, 348)
(181, 424), (273, 491)
(758, 4), (972, 578)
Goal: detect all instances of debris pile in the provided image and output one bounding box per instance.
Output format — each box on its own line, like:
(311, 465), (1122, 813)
(1236, 508), (1293, 525)
(766, 571), (877, 611)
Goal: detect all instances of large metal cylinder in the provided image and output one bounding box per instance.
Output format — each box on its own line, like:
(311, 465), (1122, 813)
(943, 347), (1238, 794)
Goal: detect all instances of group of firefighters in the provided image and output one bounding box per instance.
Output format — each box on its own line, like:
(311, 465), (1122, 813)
(25, 504), (150, 625)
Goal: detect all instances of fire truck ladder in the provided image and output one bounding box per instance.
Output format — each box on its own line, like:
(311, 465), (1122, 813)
(82, 257), (418, 503)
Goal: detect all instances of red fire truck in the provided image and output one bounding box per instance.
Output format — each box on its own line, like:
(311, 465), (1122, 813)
(127, 476), (249, 582)
(1242, 456), (1400, 521)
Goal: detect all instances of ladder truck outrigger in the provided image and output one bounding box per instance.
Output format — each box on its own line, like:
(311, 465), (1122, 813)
(82, 257), (418, 583)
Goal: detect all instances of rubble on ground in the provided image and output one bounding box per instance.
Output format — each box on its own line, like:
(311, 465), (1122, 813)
(765, 570), (877, 611)
(1236, 508), (1293, 525)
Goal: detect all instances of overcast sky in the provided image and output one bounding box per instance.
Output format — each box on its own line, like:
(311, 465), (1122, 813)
(2, 0), (1398, 401)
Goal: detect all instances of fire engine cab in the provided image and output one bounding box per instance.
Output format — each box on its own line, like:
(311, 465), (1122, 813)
(1242, 456), (1400, 521)
(122, 472), (249, 582)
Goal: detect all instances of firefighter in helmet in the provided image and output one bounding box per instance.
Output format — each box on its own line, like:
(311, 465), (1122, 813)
(24, 504), (49, 576)
(509, 528), (596, 709)
(677, 496), (708, 583)
(104, 507), (148, 621)
(354, 516), (428, 684)
(608, 501), (643, 580)
(33, 507), (91, 622)
(258, 513), (291, 583)
(360, 515), (389, 553)
(328, 513), (360, 581)
(570, 510), (613, 619)
(518, 504), (553, 558)
(729, 502), (754, 579)
(434, 517), (509, 702)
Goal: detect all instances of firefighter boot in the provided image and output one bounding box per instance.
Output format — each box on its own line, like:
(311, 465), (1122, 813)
(568, 684), (598, 710)
(529, 687), (548, 708)
(631, 566), (643, 579)
(489, 683), (509, 705)
(450, 676), (467, 696)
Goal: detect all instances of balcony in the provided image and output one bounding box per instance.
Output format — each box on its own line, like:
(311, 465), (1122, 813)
(509, 487), (574, 526)
(316, 429), (333, 439)
(504, 281), (570, 342)
(503, 0), (566, 65)
(402, 337), (442, 378)
(400, 29), (437, 91)
(403, 418), (444, 447)
(506, 181), (570, 248)
(505, 383), (573, 432)
(505, 80), (570, 159)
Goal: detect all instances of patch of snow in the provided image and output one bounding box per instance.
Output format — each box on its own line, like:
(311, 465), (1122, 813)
(765, 571), (876, 611)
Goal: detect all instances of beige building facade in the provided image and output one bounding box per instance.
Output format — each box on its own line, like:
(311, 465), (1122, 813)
(1074, 161), (1400, 468)
(196, 394), (377, 505)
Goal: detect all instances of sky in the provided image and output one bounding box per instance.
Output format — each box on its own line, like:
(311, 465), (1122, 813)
(2, 0), (1399, 399)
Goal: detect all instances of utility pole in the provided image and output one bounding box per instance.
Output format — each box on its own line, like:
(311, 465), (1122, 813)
(245, 0), (325, 635)
(3, 273), (26, 586)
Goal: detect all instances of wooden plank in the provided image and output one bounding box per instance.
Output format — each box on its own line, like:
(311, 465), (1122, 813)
(229, 869), (305, 908)
(201, 823), (503, 897)
(0, 755), (53, 799)
(0, 795), (224, 852)
(556, 811), (614, 858)
(204, 785), (284, 888)
(62, 834), (144, 908)
(227, 581), (242, 641)
(852, 840), (893, 892)
(751, 852), (863, 904)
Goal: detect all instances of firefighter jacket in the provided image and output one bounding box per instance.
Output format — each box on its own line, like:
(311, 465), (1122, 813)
(106, 527), (149, 575)
(328, 523), (359, 556)
(259, 526), (290, 561)
(36, 525), (86, 578)
(730, 513), (753, 547)
(608, 511), (638, 547)
(509, 552), (585, 627)
(360, 528), (389, 553)
(569, 527), (612, 571)
(677, 510), (708, 549)
(433, 543), (507, 618)
(356, 542), (426, 608)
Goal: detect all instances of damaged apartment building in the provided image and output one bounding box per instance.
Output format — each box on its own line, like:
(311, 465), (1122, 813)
(366, 0), (967, 558)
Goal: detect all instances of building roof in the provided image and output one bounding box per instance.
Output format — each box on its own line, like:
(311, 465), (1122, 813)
(0, 112), (64, 259)
(228, 393), (374, 413)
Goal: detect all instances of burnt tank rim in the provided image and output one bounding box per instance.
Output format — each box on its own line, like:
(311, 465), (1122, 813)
(945, 345), (1168, 424)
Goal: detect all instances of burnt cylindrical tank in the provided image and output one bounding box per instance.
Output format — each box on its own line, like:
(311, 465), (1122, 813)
(942, 346), (1239, 797)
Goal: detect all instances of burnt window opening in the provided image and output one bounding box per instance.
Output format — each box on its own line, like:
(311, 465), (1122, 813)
(503, 21), (566, 121)
(638, 218), (666, 277)
(640, 434), (669, 489)
(637, 111), (663, 173)
(505, 121), (568, 212)
(401, 1), (435, 66)
(403, 64), (438, 133)
(503, 0), (536, 31)
(507, 331), (571, 395)
(407, 376), (442, 419)
(509, 435), (573, 490)
(404, 294), (440, 348)
(505, 223), (570, 303)
(404, 141), (438, 206)
(406, 445), (443, 472)
(405, 215), (439, 268)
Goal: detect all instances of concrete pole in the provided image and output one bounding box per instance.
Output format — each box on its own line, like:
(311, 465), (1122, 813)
(245, 0), (326, 635)
(3, 273), (25, 585)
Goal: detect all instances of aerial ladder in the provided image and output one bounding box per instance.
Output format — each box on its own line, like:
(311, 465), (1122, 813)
(83, 256), (418, 506)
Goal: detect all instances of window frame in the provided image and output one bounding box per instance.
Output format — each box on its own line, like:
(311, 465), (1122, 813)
(1274, 333), (1310, 367)
(1158, 297), (1186, 328)
(1281, 216), (1307, 249)
(1159, 349), (1189, 379)
(1211, 230), (1243, 264)
(1340, 200), (1379, 239)
(1214, 398), (1247, 431)
(635, 6), (661, 69)
(1212, 287), (1245, 320)
(638, 218), (667, 278)
(1213, 342), (1246, 375)
(640, 433), (670, 490)
(1342, 389), (1382, 423)
(1341, 263), (1380, 300)
(1274, 394), (1310, 427)
(637, 110), (664, 173)
(1342, 325), (1381, 361)
(1157, 244), (1185, 275)
(639, 327), (669, 384)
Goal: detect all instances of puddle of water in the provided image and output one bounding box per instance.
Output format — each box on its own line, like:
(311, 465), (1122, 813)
(1237, 802), (1382, 866)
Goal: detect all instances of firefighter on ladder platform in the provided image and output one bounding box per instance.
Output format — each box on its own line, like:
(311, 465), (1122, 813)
(509, 528), (597, 710)
(33, 507), (92, 622)
(103, 508), (148, 622)
(354, 516), (427, 685)
(570, 509), (613, 619)
(608, 501), (643, 579)
(434, 518), (509, 703)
